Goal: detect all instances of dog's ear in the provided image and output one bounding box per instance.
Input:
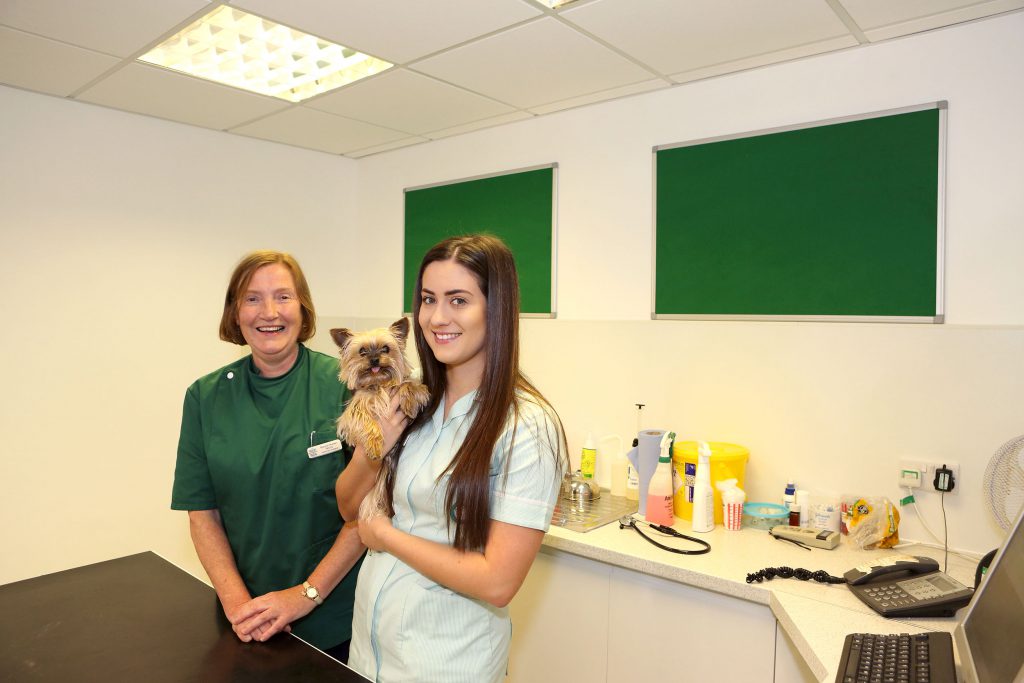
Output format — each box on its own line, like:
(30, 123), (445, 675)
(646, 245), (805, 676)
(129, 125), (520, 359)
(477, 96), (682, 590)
(330, 328), (353, 350)
(389, 318), (410, 347)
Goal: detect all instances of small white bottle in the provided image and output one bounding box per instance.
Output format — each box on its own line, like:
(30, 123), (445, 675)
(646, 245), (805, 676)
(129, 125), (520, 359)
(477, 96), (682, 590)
(625, 438), (640, 500)
(610, 449), (628, 497)
(691, 441), (715, 533)
(783, 479), (797, 510)
(795, 489), (810, 527)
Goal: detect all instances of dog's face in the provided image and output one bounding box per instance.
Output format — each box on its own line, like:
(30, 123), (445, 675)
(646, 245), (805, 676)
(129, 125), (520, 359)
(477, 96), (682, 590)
(330, 318), (413, 391)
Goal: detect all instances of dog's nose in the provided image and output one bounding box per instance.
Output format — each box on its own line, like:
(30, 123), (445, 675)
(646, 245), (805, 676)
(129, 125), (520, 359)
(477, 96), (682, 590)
(370, 357), (380, 367)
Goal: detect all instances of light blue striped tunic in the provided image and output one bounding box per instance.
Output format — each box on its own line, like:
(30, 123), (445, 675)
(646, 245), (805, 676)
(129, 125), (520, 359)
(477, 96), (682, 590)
(348, 389), (562, 683)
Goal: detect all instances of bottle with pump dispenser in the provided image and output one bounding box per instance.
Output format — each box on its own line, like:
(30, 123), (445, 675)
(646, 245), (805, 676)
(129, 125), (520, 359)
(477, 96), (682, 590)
(645, 432), (676, 525)
(690, 441), (714, 533)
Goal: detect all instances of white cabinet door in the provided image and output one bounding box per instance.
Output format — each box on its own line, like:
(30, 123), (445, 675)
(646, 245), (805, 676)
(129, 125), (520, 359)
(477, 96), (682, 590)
(507, 547), (612, 682)
(775, 624), (820, 683)
(606, 566), (776, 683)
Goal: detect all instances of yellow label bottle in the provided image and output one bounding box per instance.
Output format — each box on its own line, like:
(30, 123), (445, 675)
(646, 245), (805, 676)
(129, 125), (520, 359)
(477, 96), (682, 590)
(580, 433), (597, 480)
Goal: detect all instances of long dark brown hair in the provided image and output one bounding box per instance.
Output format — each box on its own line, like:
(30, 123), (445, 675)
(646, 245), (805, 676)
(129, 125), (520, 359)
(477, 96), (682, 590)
(383, 234), (566, 551)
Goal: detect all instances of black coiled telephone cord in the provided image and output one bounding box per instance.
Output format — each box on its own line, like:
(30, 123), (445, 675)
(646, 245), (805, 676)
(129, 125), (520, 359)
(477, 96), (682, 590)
(746, 566), (847, 584)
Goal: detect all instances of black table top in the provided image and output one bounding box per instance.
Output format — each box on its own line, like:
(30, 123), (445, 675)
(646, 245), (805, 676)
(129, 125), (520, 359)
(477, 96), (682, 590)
(0, 552), (367, 683)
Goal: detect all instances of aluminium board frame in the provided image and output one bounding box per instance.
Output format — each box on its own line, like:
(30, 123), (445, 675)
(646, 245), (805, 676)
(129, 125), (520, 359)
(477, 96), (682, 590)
(403, 162), (558, 319)
(651, 101), (947, 323)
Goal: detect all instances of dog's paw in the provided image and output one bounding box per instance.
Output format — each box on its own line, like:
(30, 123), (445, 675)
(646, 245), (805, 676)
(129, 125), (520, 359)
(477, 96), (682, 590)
(364, 430), (385, 461)
(398, 381), (431, 418)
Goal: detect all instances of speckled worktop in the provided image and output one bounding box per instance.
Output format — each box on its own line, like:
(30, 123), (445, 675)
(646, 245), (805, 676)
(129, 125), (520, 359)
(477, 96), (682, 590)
(543, 518), (979, 682)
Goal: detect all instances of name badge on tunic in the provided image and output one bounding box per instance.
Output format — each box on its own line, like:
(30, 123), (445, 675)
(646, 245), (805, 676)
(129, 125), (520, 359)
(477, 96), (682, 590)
(307, 439), (343, 459)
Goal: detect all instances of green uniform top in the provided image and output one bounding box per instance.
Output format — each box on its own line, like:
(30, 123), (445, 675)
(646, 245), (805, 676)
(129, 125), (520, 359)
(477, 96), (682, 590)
(171, 344), (358, 649)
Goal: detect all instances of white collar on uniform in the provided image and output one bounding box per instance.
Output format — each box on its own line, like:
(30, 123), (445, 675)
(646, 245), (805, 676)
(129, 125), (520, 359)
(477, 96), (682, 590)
(431, 388), (480, 431)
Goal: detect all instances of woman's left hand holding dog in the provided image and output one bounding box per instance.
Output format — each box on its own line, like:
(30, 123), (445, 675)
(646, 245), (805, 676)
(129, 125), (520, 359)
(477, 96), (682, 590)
(337, 391), (410, 522)
(358, 514), (395, 553)
(379, 389), (410, 456)
(229, 587), (313, 642)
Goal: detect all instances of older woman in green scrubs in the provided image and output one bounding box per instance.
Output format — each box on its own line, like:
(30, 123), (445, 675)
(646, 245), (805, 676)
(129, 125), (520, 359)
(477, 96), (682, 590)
(171, 251), (363, 660)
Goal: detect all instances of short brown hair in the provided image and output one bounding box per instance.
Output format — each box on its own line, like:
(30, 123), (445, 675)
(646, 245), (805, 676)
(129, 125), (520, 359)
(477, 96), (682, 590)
(219, 251), (316, 345)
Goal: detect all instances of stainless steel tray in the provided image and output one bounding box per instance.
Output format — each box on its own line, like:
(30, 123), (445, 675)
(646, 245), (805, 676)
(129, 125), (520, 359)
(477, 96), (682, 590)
(551, 489), (638, 533)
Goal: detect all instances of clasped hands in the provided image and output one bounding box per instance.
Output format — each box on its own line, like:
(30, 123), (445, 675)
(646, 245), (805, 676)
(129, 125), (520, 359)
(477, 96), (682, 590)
(225, 585), (314, 643)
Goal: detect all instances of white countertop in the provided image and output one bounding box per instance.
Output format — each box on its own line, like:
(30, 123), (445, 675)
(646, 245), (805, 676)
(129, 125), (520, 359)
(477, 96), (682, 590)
(543, 518), (978, 682)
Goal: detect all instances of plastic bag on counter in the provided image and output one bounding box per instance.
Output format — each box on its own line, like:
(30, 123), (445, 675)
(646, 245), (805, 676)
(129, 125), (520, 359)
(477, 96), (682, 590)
(843, 497), (900, 549)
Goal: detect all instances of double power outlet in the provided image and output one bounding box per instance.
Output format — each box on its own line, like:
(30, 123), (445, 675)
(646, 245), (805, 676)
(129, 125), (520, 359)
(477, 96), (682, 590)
(897, 459), (960, 495)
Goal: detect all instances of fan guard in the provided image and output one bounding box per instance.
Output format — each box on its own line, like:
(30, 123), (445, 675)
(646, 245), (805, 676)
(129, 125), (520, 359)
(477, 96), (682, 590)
(984, 434), (1024, 530)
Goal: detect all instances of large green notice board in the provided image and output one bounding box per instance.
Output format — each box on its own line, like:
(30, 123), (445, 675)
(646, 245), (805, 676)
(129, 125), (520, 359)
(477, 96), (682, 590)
(404, 165), (555, 316)
(654, 105), (944, 321)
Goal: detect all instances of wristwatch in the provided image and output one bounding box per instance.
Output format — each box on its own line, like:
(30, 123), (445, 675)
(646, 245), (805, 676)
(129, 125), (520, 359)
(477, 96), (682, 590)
(301, 581), (323, 606)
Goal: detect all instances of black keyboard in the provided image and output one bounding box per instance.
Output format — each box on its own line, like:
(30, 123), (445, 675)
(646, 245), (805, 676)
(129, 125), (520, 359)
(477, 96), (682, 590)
(835, 632), (956, 683)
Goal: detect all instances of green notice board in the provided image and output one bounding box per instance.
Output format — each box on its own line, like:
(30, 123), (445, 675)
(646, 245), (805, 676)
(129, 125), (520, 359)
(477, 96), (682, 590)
(654, 105), (944, 321)
(404, 165), (555, 316)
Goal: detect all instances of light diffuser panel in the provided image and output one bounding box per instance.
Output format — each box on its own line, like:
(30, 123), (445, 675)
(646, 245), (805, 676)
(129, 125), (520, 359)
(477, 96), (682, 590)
(138, 5), (391, 102)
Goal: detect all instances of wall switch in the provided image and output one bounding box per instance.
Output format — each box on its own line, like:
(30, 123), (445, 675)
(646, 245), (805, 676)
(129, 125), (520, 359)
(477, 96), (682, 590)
(897, 460), (925, 489)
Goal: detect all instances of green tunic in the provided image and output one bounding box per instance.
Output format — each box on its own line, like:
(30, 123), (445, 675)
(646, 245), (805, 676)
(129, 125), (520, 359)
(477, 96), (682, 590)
(171, 344), (359, 648)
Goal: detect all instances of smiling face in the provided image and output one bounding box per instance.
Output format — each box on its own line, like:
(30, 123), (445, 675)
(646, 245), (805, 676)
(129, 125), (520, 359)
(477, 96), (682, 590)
(236, 263), (302, 376)
(417, 258), (488, 383)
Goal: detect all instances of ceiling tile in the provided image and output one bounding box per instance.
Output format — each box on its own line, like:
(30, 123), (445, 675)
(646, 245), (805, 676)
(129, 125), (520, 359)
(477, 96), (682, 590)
(669, 35), (858, 84)
(0, 26), (120, 97)
(562, 0), (853, 75)
(231, 106), (408, 154)
(231, 0), (542, 64)
(426, 111), (534, 139)
(345, 136), (430, 158)
(307, 69), (515, 135)
(77, 63), (288, 130)
(527, 78), (668, 115)
(840, 0), (1015, 29)
(413, 17), (656, 109)
(0, 0), (210, 58)
(840, 0), (1024, 41)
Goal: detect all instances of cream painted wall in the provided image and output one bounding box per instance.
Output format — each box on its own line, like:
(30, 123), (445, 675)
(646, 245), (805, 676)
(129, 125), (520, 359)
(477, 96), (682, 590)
(351, 13), (1024, 554)
(2, 12), (1022, 588)
(0, 86), (358, 584)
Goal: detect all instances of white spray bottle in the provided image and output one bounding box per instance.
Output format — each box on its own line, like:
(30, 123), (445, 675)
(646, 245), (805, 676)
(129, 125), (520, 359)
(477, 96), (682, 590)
(690, 441), (715, 533)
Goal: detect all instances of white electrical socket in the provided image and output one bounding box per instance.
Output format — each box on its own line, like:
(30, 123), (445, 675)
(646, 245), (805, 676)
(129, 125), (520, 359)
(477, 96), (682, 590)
(897, 459), (960, 496)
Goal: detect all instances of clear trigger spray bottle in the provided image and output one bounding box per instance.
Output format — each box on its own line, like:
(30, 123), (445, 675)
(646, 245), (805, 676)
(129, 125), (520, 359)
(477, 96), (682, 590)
(645, 431), (676, 526)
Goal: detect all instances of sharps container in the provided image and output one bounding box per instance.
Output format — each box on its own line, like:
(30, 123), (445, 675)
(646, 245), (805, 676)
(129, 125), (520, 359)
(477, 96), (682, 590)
(672, 442), (749, 524)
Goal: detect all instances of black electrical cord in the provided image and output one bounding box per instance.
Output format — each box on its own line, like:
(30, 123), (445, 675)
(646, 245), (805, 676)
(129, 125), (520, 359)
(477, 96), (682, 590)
(746, 566), (847, 584)
(619, 516), (711, 555)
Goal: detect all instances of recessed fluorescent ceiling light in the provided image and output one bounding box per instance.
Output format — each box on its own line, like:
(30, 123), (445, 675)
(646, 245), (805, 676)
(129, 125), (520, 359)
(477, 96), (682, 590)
(138, 5), (391, 102)
(537, 0), (582, 8)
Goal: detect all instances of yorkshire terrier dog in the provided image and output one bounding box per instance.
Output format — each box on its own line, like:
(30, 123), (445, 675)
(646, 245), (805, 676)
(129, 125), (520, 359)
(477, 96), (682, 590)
(330, 318), (430, 461)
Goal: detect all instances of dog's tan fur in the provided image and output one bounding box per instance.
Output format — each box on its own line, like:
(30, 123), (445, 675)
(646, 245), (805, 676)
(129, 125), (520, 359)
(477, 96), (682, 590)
(330, 318), (430, 461)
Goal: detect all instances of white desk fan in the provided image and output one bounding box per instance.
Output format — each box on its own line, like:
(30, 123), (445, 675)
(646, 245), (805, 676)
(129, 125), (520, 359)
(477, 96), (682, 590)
(984, 434), (1024, 530)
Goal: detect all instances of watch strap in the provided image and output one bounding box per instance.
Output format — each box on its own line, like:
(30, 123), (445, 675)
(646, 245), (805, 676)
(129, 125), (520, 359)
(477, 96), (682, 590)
(302, 580), (323, 606)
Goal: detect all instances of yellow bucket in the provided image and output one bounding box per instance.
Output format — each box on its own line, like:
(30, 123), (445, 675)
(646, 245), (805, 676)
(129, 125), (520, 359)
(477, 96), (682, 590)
(672, 441), (749, 524)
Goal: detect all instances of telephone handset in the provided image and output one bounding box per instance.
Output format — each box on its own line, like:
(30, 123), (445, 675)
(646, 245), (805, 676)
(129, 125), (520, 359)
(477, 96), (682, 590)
(845, 555), (973, 618)
(845, 554), (939, 585)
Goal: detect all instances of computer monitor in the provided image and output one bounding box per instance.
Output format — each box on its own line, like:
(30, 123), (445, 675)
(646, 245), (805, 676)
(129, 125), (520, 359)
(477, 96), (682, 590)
(953, 503), (1024, 682)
